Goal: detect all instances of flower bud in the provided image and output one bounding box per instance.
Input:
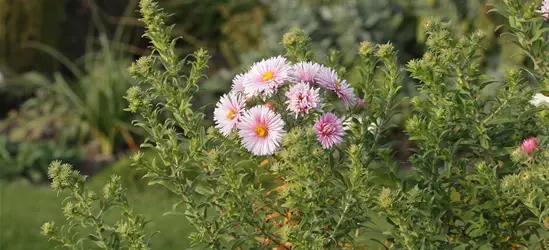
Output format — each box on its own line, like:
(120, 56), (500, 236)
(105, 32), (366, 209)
(62, 201), (77, 219)
(470, 30), (485, 44)
(264, 102), (274, 110)
(48, 161), (82, 192)
(510, 148), (528, 163)
(116, 220), (131, 237)
(358, 41), (375, 58)
(375, 43), (395, 60)
(355, 99), (367, 109)
(501, 174), (520, 191)
(125, 86), (143, 113)
(521, 137), (538, 154)
(41, 222), (57, 236)
(130, 151), (144, 162)
(405, 116), (421, 134)
(103, 175), (124, 202)
(378, 187), (393, 209)
(281, 28), (310, 50)
(475, 161), (488, 172)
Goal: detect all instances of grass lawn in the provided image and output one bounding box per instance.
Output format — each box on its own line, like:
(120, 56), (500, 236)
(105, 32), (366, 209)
(0, 178), (195, 250)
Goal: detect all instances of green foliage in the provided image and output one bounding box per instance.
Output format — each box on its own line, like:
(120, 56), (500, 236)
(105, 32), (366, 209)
(0, 0), (65, 73)
(44, 0), (549, 249)
(158, 0), (264, 66)
(41, 161), (151, 250)
(489, 0), (549, 90)
(382, 17), (548, 248)
(125, 1), (402, 248)
(206, 0), (516, 105)
(0, 135), (81, 182)
(0, 36), (139, 159)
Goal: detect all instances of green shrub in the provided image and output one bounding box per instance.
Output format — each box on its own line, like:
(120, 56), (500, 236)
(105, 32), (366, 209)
(0, 35), (139, 159)
(43, 0), (549, 249)
(0, 135), (81, 183)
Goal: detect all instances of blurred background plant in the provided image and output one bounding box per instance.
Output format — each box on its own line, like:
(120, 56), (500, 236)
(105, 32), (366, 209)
(0, 0), (544, 249)
(0, 135), (81, 183)
(205, 0), (524, 103)
(0, 38), (139, 161)
(0, 0), (142, 166)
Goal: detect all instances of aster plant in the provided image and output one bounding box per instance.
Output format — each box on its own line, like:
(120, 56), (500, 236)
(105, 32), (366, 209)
(43, 0), (549, 249)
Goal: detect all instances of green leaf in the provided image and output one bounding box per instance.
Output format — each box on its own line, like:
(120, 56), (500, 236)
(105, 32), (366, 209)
(162, 211), (186, 217)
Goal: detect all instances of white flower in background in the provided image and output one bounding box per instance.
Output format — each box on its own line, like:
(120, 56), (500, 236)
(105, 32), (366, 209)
(343, 116), (381, 135)
(530, 93), (549, 107)
(367, 121), (379, 135)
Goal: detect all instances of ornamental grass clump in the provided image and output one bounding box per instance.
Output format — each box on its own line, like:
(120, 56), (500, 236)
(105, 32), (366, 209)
(43, 0), (549, 249)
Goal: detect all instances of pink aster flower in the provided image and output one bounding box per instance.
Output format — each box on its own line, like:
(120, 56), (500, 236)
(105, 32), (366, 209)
(213, 93), (246, 137)
(238, 106), (286, 155)
(521, 137), (538, 154)
(537, 0), (549, 20)
(314, 113), (345, 149)
(243, 56), (291, 99)
(315, 66), (357, 109)
(231, 73), (247, 95)
(285, 82), (322, 117)
(291, 62), (321, 84)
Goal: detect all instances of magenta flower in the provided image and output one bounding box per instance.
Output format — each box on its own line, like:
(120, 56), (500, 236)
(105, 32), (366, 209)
(243, 56), (291, 99)
(537, 0), (549, 20)
(285, 82), (322, 118)
(231, 73), (247, 95)
(315, 66), (357, 109)
(356, 99), (366, 109)
(238, 106), (286, 155)
(214, 93), (247, 136)
(291, 62), (321, 85)
(314, 113), (345, 149)
(521, 137), (538, 154)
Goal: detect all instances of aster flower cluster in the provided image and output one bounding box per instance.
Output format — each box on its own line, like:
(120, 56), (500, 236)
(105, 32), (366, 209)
(45, 1), (549, 249)
(214, 56), (358, 155)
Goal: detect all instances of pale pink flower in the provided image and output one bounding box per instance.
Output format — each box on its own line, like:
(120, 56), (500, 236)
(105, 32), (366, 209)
(243, 56), (291, 99)
(521, 137), (538, 154)
(314, 113), (345, 149)
(238, 106), (286, 155)
(213, 94), (246, 137)
(315, 66), (357, 109)
(231, 73), (247, 95)
(291, 62), (321, 85)
(537, 0), (549, 20)
(285, 82), (322, 117)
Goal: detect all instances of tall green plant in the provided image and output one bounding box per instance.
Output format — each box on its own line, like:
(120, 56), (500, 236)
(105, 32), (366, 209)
(0, 39), (138, 159)
(43, 0), (549, 249)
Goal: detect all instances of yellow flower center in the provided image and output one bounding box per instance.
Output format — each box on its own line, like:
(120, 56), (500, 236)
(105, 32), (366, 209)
(261, 71), (274, 82)
(227, 109), (237, 120)
(335, 81), (341, 88)
(255, 124), (268, 137)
